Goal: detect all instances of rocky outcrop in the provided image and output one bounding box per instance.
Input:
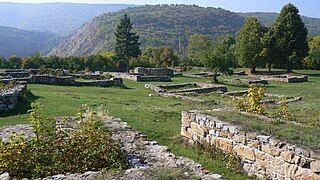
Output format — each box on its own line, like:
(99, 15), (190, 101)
(48, 20), (105, 57)
(181, 110), (320, 179)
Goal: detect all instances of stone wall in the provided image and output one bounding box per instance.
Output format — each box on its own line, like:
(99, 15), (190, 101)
(259, 75), (308, 83)
(3, 75), (123, 87)
(109, 72), (172, 82)
(181, 111), (320, 179)
(131, 67), (174, 77)
(0, 83), (27, 112)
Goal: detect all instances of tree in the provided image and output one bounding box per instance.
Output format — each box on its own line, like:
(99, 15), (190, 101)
(272, 3), (308, 72)
(235, 16), (264, 74)
(304, 35), (320, 69)
(203, 35), (236, 83)
(160, 46), (179, 68)
(261, 29), (279, 71)
(7, 56), (22, 69)
(114, 14), (141, 71)
(186, 33), (211, 66)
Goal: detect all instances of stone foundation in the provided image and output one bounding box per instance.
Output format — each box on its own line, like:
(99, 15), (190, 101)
(259, 75), (308, 83)
(181, 110), (320, 179)
(130, 67), (174, 77)
(110, 72), (172, 82)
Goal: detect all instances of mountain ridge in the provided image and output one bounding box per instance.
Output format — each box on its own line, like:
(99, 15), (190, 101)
(50, 5), (320, 57)
(0, 26), (61, 58)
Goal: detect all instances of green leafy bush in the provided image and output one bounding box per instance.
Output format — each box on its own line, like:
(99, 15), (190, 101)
(0, 103), (127, 179)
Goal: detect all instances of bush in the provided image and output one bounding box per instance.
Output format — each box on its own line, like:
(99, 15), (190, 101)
(233, 84), (266, 115)
(0, 103), (127, 179)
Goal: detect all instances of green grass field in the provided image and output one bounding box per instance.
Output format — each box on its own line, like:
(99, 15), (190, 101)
(1, 69), (320, 179)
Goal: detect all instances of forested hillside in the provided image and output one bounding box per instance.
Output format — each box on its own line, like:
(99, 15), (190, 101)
(239, 12), (320, 36)
(0, 26), (59, 58)
(0, 3), (134, 36)
(49, 4), (245, 56)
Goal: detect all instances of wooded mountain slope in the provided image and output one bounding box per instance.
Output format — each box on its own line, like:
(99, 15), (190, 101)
(49, 5), (245, 56)
(0, 26), (59, 58)
(239, 12), (320, 36)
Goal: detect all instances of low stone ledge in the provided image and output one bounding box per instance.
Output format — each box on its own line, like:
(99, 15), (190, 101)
(181, 110), (320, 179)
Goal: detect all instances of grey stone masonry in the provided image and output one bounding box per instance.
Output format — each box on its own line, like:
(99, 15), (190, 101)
(181, 110), (320, 179)
(110, 72), (172, 82)
(0, 83), (27, 113)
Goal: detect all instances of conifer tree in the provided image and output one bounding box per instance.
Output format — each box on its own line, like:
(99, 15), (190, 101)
(114, 14), (141, 71)
(272, 4), (308, 72)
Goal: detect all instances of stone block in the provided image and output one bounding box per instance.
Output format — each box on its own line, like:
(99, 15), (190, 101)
(190, 122), (207, 137)
(181, 127), (191, 139)
(233, 145), (255, 161)
(256, 135), (270, 143)
(280, 150), (295, 162)
(283, 163), (298, 179)
(246, 132), (257, 140)
(262, 144), (281, 156)
(247, 140), (260, 149)
(214, 137), (233, 152)
(234, 134), (246, 144)
(311, 160), (320, 173)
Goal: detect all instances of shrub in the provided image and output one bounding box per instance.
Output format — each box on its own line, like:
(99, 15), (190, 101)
(0, 103), (127, 179)
(233, 84), (266, 115)
(277, 105), (291, 121)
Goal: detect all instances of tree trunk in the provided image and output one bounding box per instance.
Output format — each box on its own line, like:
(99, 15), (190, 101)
(267, 64), (271, 72)
(213, 73), (218, 83)
(250, 67), (256, 74)
(287, 62), (293, 73)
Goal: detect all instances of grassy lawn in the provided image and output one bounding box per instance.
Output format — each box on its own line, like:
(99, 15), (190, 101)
(0, 78), (250, 179)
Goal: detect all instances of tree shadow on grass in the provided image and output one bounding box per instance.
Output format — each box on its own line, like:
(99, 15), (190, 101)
(0, 91), (42, 117)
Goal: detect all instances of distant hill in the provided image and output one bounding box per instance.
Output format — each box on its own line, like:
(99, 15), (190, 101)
(0, 3), (134, 36)
(0, 26), (60, 58)
(239, 12), (320, 36)
(49, 4), (245, 56)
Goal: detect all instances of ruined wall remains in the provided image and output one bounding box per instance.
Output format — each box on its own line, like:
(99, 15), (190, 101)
(109, 72), (172, 82)
(131, 67), (174, 77)
(0, 83), (27, 112)
(259, 75), (308, 83)
(181, 111), (320, 179)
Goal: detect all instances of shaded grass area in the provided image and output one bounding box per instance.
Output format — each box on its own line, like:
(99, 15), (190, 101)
(0, 79), (249, 179)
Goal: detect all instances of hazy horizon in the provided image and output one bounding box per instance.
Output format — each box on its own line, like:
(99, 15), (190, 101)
(0, 0), (319, 19)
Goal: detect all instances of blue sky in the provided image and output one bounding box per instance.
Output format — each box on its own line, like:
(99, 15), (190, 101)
(0, 0), (319, 18)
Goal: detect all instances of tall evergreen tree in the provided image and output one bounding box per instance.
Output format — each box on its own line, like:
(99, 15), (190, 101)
(235, 16), (264, 74)
(261, 29), (279, 71)
(272, 3), (308, 72)
(114, 14), (141, 71)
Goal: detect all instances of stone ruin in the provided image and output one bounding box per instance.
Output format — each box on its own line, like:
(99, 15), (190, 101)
(0, 115), (222, 180)
(257, 74), (308, 83)
(130, 67), (174, 77)
(145, 82), (227, 102)
(0, 69), (124, 87)
(110, 67), (173, 82)
(181, 110), (320, 179)
(0, 82), (27, 113)
(224, 90), (303, 105)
